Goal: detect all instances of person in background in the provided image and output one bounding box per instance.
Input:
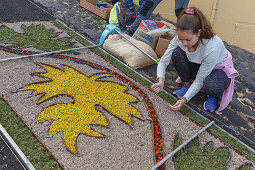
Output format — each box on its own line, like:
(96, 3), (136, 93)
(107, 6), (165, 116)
(124, 0), (190, 36)
(111, 0), (145, 26)
(124, 0), (145, 26)
(151, 7), (238, 114)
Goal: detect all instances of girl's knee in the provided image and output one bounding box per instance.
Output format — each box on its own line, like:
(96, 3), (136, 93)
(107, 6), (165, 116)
(203, 79), (221, 96)
(172, 47), (186, 62)
(203, 70), (230, 97)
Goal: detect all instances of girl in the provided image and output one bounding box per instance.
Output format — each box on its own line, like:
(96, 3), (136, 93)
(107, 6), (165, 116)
(151, 7), (238, 114)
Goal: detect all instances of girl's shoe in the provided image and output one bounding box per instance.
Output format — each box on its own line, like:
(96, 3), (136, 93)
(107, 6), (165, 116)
(203, 96), (218, 112)
(173, 84), (189, 98)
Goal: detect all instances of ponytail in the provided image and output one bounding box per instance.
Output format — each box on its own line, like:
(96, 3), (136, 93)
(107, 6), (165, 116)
(177, 7), (214, 39)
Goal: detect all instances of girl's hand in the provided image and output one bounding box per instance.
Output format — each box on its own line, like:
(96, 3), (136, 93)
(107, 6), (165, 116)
(169, 98), (187, 111)
(151, 77), (164, 94)
(151, 82), (164, 94)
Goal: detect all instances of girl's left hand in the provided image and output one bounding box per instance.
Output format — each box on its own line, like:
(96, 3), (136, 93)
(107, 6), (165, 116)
(169, 98), (187, 111)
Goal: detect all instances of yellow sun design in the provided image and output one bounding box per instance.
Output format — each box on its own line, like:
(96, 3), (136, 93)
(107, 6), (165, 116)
(19, 63), (143, 154)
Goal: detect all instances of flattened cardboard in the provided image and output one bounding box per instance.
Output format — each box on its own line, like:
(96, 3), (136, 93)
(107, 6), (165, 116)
(155, 35), (172, 58)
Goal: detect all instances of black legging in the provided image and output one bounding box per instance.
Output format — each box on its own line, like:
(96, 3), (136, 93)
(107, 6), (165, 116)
(171, 47), (231, 97)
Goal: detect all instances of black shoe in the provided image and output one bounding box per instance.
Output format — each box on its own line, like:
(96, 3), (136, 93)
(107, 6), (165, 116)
(125, 15), (137, 27)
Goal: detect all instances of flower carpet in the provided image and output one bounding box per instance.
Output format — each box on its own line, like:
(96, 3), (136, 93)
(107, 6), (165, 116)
(0, 20), (254, 169)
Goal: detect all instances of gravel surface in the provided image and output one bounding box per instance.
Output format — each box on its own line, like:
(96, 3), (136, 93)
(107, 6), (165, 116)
(0, 21), (254, 169)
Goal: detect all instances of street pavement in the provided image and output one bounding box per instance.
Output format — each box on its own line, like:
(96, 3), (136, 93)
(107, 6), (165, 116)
(1, 0), (255, 152)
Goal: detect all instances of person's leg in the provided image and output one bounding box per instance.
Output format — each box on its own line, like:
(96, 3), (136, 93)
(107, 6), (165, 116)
(138, 0), (146, 12)
(124, 0), (138, 26)
(125, 0), (136, 17)
(171, 47), (200, 98)
(188, 59), (200, 82)
(203, 69), (231, 97)
(124, 0), (145, 16)
(125, 0), (162, 36)
(175, 0), (189, 17)
(172, 47), (200, 83)
(203, 69), (231, 112)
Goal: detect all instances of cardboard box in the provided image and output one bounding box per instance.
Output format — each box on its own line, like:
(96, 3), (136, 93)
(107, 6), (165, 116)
(155, 35), (172, 58)
(80, 0), (113, 19)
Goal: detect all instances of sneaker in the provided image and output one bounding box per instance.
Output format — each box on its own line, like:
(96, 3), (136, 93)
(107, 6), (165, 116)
(203, 96), (218, 112)
(173, 84), (189, 98)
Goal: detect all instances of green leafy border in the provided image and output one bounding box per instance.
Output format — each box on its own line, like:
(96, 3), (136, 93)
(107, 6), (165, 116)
(173, 133), (230, 169)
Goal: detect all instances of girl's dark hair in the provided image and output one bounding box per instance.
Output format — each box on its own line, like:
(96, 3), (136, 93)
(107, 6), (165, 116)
(177, 7), (215, 39)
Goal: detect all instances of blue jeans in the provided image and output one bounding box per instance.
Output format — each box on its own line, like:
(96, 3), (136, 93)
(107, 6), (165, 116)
(125, 0), (162, 35)
(125, 0), (145, 16)
(175, 0), (189, 17)
(125, 0), (189, 35)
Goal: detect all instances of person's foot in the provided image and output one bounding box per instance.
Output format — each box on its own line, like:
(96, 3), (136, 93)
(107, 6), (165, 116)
(203, 96), (218, 112)
(173, 84), (189, 98)
(125, 15), (137, 27)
